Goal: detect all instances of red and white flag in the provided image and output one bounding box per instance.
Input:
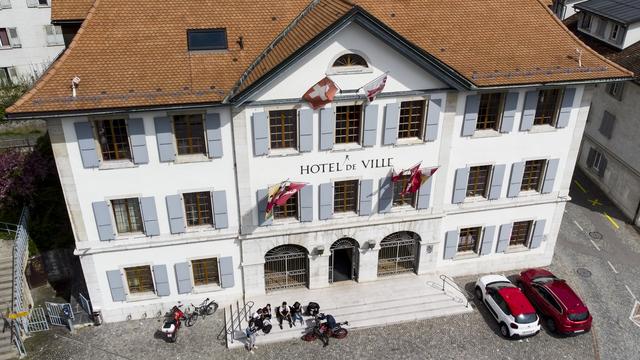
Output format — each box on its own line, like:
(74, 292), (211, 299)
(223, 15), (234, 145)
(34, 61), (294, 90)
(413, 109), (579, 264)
(303, 77), (339, 110)
(392, 164), (439, 195)
(362, 73), (388, 103)
(265, 181), (307, 220)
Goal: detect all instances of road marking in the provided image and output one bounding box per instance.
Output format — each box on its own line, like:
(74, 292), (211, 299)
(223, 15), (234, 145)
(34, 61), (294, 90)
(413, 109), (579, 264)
(603, 212), (620, 229)
(589, 198), (602, 206)
(625, 285), (637, 300)
(574, 180), (587, 193)
(573, 221), (584, 232)
(589, 239), (601, 251)
(607, 261), (619, 274)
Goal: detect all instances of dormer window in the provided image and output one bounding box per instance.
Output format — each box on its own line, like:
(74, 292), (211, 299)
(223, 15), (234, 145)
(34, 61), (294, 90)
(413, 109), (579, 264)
(187, 29), (227, 51)
(333, 53), (368, 68)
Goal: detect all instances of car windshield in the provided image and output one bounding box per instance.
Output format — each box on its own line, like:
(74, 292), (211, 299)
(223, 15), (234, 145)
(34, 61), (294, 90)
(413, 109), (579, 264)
(515, 313), (538, 324)
(568, 311), (589, 321)
(486, 281), (515, 291)
(531, 276), (558, 284)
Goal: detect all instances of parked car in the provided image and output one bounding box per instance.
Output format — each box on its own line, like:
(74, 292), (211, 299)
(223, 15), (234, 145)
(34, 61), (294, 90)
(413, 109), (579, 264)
(475, 275), (541, 338)
(518, 268), (592, 335)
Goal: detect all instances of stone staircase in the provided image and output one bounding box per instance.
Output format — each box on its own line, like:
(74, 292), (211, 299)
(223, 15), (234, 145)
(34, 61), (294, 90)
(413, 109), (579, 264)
(226, 274), (473, 349)
(0, 240), (17, 360)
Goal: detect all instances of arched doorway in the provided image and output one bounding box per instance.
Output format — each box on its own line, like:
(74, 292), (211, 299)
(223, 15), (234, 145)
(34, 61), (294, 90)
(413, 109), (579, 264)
(264, 245), (308, 291)
(329, 238), (359, 284)
(377, 231), (420, 276)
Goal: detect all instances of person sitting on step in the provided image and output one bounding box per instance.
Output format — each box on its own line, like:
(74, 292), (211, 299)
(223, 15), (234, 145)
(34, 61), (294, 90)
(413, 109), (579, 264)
(276, 301), (293, 329)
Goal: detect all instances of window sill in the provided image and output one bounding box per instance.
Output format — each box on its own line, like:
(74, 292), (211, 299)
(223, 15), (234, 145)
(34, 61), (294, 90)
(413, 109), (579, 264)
(454, 251), (479, 260)
(114, 232), (146, 241)
(331, 211), (359, 219)
(186, 225), (216, 234)
(126, 292), (158, 302)
(331, 143), (363, 152)
(529, 124), (557, 133)
(471, 129), (501, 139)
(505, 245), (530, 254)
(47, 43), (64, 47)
(99, 160), (136, 170)
(268, 148), (300, 157)
(464, 195), (488, 203)
(390, 204), (416, 212)
(327, 67), (373, 75)
(272, 217), (300, 226)
(192, 284), (222, 294)
(175, 154), (210, 164)
(518, 190), (540, 197)
(395, 137), (424, 146)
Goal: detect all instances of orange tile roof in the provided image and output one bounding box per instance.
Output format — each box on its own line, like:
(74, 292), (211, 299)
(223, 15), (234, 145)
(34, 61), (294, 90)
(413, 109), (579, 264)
(8, 0), (633, 117)
(51, 0), (95, 21)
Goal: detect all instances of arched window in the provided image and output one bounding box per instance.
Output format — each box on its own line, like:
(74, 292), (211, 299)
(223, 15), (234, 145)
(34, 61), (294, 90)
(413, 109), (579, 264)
(332, 53), (368, 68)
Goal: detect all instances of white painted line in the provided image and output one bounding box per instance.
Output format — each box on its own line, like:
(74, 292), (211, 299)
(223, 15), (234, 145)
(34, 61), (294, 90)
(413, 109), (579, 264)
(573, 220), (584, 232)
(589, 239), (601, 251)
(607, 261), (619, 274)
(625, 285), (637, 300)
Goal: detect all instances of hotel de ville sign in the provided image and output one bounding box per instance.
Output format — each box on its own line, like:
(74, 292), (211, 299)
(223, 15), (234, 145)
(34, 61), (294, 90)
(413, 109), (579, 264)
(300, 155), (393, 175)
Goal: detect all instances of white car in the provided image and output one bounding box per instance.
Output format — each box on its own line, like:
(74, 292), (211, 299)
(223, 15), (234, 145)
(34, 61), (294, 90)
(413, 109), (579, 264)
(475, 275), (541, 338)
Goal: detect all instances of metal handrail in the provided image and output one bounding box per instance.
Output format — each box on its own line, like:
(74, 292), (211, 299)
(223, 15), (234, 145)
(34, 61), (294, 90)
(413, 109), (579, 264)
(439, 274), (473, 308)
(218, 300), (254, 344)
(0, 221), (18, 234)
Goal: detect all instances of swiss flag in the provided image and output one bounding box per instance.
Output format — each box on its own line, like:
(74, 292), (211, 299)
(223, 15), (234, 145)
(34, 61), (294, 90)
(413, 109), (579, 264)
(303, 77), (338, 110)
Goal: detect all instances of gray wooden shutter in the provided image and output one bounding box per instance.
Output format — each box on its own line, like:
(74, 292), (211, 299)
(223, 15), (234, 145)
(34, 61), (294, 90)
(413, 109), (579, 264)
(378, 176), (393, 213)
(174, 262), (192, 294)
(154, 116), (175, 162)
(496, 223), (513, 253)
(488, 164), (506, 200)
(213, 190), (228, 229)
(480, 226), (496, 255)
(452, 167), (470, 204)
(7, 27), (20, 48)
(586, 148), (596, 167)
(256, 189), (272, 226)
(106, 270), (125, 301)
(128, 118), (149, 164)
(359, 179), (373, 216)
(530, 220), (546, 248)
(152, 265), (170, 296)
(462, 95), (480, 136)
(298, 109), (313, 152)
(416, 175), (433, 209)
(598, 157), (607, 177)
(320, 107), (334, 150)
(219, 256), (235, 288)
(556, 88), (575, 128)
(599, 111), (615, 139)
(205, 113), (223, 158)
(74, 122), (100, 168)
(500, 93), (519, 133)
(541, 159), (559, 194)
(507, 162), (525, 198)
(595, 18), (606, 37)
(362, 104), (378, 147)
(615, 27), (626, 45)
(140, 197), (160, 236)
(165, 194), (185, 234)
(383, 103), (399, 145)
(425, 98), (441, 141)
(319, 183), (333, 220)
(252, 112), (269, 156)
(520, 91), (539, 131)
(299, 185), (313, 222)
(444, 230), (458, 259)
(92, 201), (115, 241)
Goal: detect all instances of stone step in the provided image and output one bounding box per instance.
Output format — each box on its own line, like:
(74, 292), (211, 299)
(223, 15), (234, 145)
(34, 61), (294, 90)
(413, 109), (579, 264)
(0, 260), (12, 272)
(0, 351), (17, 360)
(0, 288), (11, 301)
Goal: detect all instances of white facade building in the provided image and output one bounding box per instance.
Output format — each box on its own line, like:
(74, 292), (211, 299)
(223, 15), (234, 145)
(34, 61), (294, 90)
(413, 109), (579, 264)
(0, 0), (64, 84)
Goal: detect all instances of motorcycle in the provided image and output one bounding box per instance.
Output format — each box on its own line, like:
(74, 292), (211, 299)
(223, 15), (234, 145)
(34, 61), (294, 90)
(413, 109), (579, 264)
(160, 304), (185, 343)
(302, 313), (349, 343)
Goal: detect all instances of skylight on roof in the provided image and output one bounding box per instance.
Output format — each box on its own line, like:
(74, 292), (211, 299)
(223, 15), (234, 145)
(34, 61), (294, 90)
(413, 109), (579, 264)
(187, 29), (228, 51)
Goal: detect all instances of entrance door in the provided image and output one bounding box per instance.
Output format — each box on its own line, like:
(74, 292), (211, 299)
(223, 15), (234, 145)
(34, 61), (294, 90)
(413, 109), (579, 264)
(329, 238), (359, 284)
(377, 231), (420, 276)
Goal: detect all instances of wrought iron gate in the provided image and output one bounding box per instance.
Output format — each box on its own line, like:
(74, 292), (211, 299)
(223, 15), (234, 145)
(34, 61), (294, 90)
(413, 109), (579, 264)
(27, 307), (49, 332)
(377, 232), (420, 276)
(328, 238), (359, 283)
(264, 245), (308, 291)
(45, 302), (74, 326)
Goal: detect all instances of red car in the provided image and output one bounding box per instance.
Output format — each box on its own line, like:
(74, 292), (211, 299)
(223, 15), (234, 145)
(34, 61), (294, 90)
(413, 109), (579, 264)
(518, 269), (592, 335)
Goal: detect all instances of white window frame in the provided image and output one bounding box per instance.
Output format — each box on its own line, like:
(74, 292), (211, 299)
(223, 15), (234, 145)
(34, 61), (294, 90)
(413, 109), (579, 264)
(610, 23), (620, 41)
(592, 150), (603, 172)
(189, 256), (221, 289)
(121, 264), (157, 300)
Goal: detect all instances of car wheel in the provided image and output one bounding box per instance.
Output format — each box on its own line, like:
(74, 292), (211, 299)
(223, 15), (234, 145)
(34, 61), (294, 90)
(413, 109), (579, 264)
(546, 318), (557, 333)
(500, 323), (510, 338)
(475, 286), (483, 301)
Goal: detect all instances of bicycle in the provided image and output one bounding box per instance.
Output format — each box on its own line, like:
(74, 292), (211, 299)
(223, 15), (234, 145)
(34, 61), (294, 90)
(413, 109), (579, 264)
(185, 298), (218, 327)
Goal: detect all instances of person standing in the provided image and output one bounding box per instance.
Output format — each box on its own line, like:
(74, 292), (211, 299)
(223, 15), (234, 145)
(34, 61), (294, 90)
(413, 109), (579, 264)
(291, 301), (303, 327)
(276, 302), (292, 329)
(245, 318), (259, 354)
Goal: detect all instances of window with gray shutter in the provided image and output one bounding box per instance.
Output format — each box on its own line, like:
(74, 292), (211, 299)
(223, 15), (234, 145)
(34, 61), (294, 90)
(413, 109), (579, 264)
(500, 93), (519, 133)
(541, 159), (559, 194)
(452, 167), (470, 204)
(127, 118), (149, 164)
(152, 265), (170, 296)
(92, 201), (115, 241)
(165, 194), (186, 234)
(252, 112), (268, 156)
(362, 104), (378, 147)
(507, 162), (525, 198)
(383, 103), (399, 145)
(462, 95), (480, 136)
(443, 230), (458, 259)
(106, 270), (126, 301)
(205, 113), (223, 158)
(319, 183), (333, 220)
(174, 262), (192, 294)
(530, 220), (546, 248)
(219, 256), (235, 288)
(154, 116), (175, 162)
(298, 109), (313, 152)
(212, 190), (228, 229)
(598, 111), (615, 139)
(496, 224), (512, 253)
(320, 107), (334, 150)
(488, 164), (505, 200)
(595, 18), (606, 37)
(256, 189), (272, 226)
(480, 226), (496, 255)
(74, 122), (100, 168)
(416, 175), (433, 209)
(378, 176), (393, 213)
(299, 185), (313, 222)
(140, 197), (160, 236)
(598, 156), (607, 177)
(425, 98), (441, 141)
(0, 0), (12, 9)
(7, 28), (20, 48)
(520, 91), (539, 131)
(359, 179), (373, 216)
(556, 88), (575, 128)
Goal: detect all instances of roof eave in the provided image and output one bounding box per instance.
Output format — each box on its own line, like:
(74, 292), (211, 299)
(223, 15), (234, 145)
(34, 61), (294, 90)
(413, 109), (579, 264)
(573, 6), (636, 25)
(474, 75), (633, 91)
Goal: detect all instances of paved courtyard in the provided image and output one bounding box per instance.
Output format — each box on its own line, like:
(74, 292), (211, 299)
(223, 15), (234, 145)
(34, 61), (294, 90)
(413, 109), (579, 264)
(22, 170), (640, 360)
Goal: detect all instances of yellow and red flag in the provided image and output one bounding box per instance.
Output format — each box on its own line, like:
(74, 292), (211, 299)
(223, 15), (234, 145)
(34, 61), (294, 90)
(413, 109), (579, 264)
(265, 181), (307, 220)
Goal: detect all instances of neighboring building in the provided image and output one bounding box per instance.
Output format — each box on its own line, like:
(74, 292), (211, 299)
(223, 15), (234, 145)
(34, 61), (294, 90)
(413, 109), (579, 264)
(0, 0), (64, 85)
(6, 0), (631, 322)
(552, 0), (588, 20)
(564, 0), (640, 226)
